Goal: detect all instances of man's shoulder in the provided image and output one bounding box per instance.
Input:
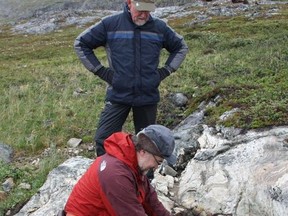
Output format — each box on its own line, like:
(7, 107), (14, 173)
(151, 16), (166, 23)
(148, 16), (168, 29)
(99, 154), (132, 175)
(97, 154), (135, 182)
(102, 11), (124, 22)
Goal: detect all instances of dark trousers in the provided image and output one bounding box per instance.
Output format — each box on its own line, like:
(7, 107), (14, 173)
(95, 101), (157, 156)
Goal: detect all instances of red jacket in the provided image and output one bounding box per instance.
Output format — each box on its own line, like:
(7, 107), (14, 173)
(65, 132), (171, 216)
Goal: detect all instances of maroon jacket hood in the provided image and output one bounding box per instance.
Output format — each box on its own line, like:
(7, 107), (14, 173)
(104, 132), (139, 174)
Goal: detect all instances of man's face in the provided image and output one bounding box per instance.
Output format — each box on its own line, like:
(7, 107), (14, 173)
(128, 1), (150, 26)
(138, 150), (164, 175)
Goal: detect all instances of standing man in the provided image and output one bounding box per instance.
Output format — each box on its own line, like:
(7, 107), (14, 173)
(74, 0), (188, 156)
(64, 124), (177, 215)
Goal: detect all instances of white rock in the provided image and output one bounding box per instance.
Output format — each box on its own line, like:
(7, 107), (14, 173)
(67, 138), (82, 148)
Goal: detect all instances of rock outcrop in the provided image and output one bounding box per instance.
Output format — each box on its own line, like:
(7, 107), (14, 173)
(15, 106), (288, 215)
(177, 126), (288, 215)
(15, 157), (93, 216)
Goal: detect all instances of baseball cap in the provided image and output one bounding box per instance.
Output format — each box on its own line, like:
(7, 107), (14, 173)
(131, 0), (156, 12)
(138, 125), (177, 165)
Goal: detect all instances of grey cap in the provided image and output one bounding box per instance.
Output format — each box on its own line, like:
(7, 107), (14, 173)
(138, 124), (177, 165)
(131, 0), (156, 12)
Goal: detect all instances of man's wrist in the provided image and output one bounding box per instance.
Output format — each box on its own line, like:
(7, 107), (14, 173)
(95, 66), (105, 75)
(94, 66), (113, 85)
(158, 67), (170, 81)
(164, 65), (174, 74)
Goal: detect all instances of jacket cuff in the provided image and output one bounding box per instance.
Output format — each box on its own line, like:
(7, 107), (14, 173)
(164, 65), (175, 74)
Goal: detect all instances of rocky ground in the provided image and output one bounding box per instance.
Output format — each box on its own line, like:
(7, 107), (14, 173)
(1, 1), (288, 215)
(3, 0), (285, 35)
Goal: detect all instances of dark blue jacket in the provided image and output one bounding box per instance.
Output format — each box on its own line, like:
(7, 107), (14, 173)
(74, 4), (188, 106)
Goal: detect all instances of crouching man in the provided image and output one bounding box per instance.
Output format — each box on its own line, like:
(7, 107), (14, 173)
(64, 124), (177, 215)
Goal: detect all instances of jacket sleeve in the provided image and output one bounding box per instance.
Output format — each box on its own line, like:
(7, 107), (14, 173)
(74, 20), (107, 74)
(142, 178), (172, 216)
(162, 22), (188, 73)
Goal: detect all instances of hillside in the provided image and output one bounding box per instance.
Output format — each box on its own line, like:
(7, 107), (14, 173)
(0, 0), (118, 22)
(0, 0), (191, 23)
(0, 0), (288, 214)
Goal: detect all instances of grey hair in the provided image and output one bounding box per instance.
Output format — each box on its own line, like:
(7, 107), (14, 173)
(133, 133), (162, 157)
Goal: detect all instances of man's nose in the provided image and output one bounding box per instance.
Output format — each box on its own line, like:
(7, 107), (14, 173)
(139, 11), (149, 17)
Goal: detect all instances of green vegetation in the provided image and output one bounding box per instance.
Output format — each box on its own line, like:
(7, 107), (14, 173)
(0, 148), (64, 215)
(1, 3), (288, 214)
(167, 5), (288, 129)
